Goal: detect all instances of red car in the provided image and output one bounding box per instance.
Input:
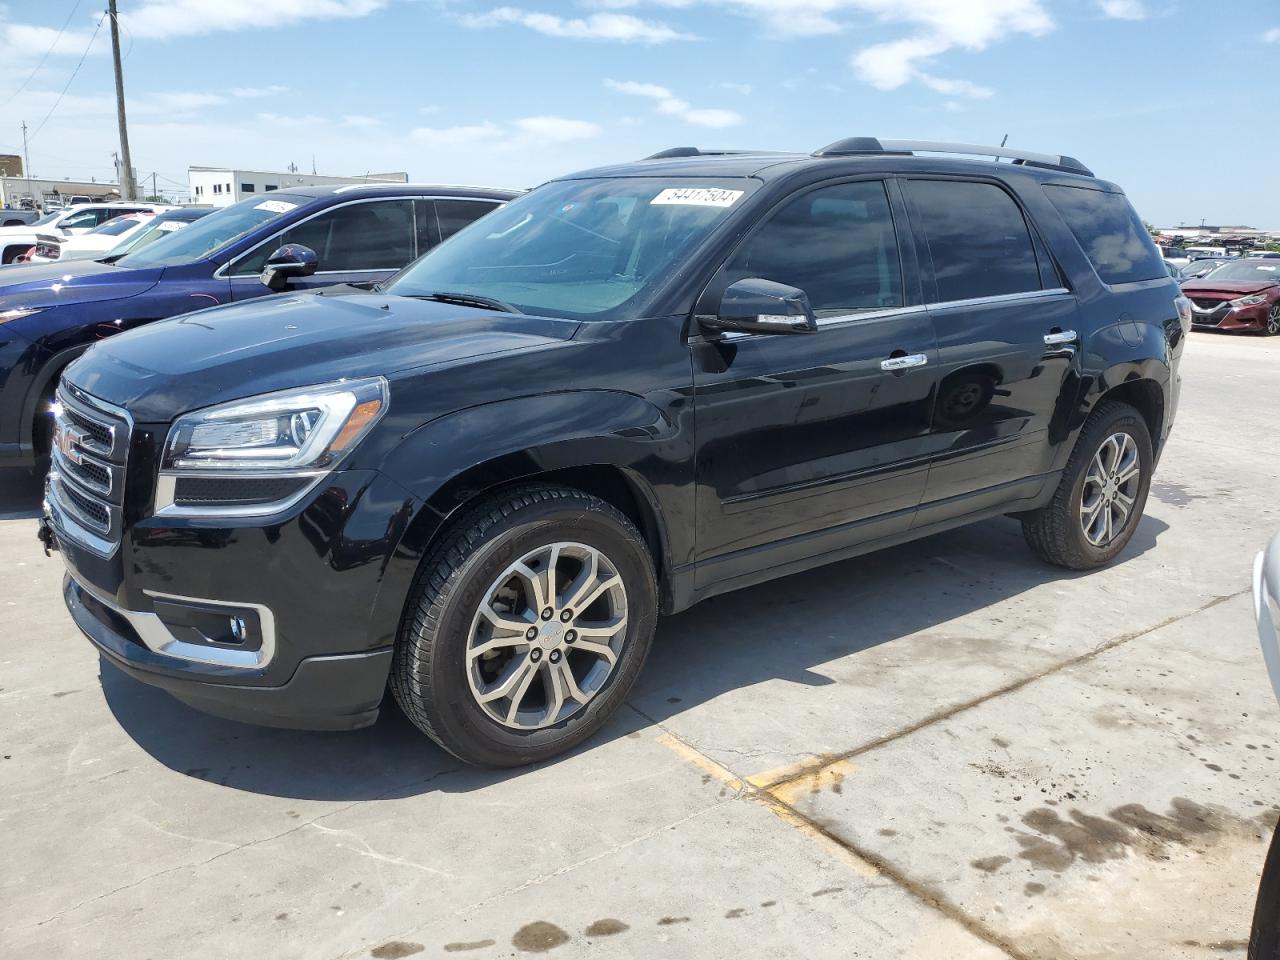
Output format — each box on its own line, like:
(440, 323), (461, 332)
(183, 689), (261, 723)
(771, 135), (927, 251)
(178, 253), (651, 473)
(1181, 258), (1280, 335)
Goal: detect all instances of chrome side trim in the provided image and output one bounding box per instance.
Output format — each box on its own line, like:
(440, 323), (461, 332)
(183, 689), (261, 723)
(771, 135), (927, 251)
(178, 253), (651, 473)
(62, 564), (277, 669)
(924, 287), (1071, 312)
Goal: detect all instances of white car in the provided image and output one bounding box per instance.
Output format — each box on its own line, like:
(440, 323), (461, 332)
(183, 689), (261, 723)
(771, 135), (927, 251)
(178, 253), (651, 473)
(0, 201), (169, 265)
(25, 211), (158, 264)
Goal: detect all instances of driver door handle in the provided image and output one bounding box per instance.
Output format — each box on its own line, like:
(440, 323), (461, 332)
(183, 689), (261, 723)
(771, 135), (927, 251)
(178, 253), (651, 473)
(1043, 329), (1078, 346)
(880, 353), (929, 372)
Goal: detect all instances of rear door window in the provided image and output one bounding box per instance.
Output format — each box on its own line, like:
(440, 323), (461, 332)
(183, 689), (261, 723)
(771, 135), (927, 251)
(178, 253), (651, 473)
(904, 179), (1043, 303)
(1043, 184), (1165, 285)
(232, 199), (417, 275)
(434, 199), (502, 243)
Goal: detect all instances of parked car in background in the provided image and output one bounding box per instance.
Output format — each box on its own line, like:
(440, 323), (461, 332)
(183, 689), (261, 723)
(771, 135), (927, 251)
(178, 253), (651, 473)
(1250, 531), (1280, 960)
(1160, 245), (1190, 270)
(91, 207), (213, 261)
(1246, 251), (1280, 260)
(40, 137), (1188, 766)
(26, 211), (161, 264)
(0, 184), (516, 467)
(1, 209), (42, 228)
(1179, 257), (1231, 282)
(1187, 245), (1231, 261)
(0, 202), (170, 264)
(1182, 259), (1280, 334)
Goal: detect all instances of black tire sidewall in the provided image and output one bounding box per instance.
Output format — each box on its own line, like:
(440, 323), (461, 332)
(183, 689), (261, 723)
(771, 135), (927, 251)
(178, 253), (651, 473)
(1062, 409), (1153, 566)
(407, 496), (656, 767)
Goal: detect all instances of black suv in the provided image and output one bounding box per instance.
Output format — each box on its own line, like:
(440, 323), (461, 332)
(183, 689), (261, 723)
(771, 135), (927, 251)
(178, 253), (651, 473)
(43, 138), (1189, 767)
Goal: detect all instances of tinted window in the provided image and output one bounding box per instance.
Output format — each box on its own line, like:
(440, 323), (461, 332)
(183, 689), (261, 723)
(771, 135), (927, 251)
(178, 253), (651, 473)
(1043, 184), (1165, 285)
(118, 195), (306, 269)
(435, 199), (501, 243)
(906, 180), (1042, 302)
(723, 181), (902, 316)
(234, 199), (417, 275)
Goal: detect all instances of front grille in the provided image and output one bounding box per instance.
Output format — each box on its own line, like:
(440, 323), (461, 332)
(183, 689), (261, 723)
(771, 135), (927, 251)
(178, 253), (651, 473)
(47, 384), (131, 555)
(1190, 297), (1226, 311)
(173, 476), (310, 505)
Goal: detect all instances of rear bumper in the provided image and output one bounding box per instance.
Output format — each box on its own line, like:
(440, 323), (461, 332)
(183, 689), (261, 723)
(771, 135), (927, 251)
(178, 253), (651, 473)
(64, 572), (393, 731)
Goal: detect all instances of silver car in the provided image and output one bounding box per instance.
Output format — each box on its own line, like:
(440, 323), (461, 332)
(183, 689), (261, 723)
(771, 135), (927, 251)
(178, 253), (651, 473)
(1250, 532), (1280, 959)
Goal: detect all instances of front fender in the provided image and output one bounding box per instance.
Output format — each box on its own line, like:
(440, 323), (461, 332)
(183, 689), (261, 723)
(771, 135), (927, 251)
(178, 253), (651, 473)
(365, 390), (690, 646)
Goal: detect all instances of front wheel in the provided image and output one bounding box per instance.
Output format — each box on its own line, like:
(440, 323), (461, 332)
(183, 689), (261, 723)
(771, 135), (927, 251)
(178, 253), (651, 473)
(1264, 304), (1280, 337)
(1021, 401), (1154, 570)
(391, 484), (657, 767)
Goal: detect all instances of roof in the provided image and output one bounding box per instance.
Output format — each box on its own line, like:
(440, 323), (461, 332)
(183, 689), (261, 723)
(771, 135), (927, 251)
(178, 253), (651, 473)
(560, 138), (1107, 188)
(266, 183), (522, 201)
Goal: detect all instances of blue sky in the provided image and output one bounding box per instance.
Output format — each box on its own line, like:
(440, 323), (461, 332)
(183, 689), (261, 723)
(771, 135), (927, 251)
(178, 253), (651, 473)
(2, 0), (1277, 227)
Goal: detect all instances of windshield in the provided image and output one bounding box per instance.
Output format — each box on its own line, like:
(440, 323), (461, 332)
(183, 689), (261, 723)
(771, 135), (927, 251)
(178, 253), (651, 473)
(385, 177), (758, 320)
(29, 212), (59, 226)
(115, 195), (306, 268)
(102, 216), (198, 258)
(90, 215), (146, 237)
(1203, 260), (1280, 282)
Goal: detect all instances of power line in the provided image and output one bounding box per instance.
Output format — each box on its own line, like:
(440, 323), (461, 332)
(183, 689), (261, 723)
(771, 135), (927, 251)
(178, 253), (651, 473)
(29, 11), (106, 142)
(9, 0), (85, 100)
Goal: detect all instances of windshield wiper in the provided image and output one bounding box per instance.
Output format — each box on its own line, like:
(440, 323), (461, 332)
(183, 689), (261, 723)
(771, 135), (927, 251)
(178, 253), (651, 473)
(409, 291), (523, 314)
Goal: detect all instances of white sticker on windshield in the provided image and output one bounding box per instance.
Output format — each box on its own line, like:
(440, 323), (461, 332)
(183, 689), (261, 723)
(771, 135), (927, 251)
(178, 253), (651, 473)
(651, 188), (743, 208)
(1259, 266), (1277, 271)
(157, 221), (185, 232)
(254, 200), (298, 214)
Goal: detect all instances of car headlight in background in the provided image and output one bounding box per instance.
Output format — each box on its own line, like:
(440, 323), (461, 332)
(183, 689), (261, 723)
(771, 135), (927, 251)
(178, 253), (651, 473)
(1229, 294), (1268, 308)
(0, 307), (43, 324)
(155, 377), (388, 516)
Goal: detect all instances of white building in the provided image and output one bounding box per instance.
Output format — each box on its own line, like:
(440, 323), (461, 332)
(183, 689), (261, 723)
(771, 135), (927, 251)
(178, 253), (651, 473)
(189, 166), (409, 207)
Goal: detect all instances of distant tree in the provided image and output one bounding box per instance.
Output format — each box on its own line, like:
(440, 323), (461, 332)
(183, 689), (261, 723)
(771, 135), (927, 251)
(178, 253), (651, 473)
(1144, 220), (1159, 237)
(144, 195), (166, 203)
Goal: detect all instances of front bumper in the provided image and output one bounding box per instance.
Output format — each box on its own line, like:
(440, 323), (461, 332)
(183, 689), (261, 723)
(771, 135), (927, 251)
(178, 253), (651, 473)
(65, 573), (392, 729)
(1189, 300), (1268, 331)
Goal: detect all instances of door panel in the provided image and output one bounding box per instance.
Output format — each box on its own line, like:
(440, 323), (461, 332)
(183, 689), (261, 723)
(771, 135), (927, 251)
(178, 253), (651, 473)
(691, 179), (937, 585)
(901, 177), (1082, 515)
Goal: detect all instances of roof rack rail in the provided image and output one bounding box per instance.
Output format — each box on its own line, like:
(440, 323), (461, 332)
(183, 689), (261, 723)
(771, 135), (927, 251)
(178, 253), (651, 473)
(642, 147), (780, 160)
(812, 137), (1094, 177)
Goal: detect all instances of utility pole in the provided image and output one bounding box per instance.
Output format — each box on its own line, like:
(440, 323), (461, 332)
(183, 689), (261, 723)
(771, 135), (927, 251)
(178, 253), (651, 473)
(151, 171), (157, 201)
(107, 0), (136, 200)
(21, 120), (34, 209)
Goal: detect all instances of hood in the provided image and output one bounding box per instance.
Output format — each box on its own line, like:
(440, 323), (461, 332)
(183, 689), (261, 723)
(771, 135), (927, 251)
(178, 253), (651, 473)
(0, 258), (162, 314)
(1180, 279), (1280, 297)
(64, 293), (582, 421)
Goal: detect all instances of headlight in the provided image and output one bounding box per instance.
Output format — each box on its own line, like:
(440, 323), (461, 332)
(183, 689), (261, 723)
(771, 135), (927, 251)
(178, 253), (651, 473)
(162, 377), (388, 473)
(155, 378), (388, 517)
(1230, 294), (1268, 308)
(0, 307), (43, 323)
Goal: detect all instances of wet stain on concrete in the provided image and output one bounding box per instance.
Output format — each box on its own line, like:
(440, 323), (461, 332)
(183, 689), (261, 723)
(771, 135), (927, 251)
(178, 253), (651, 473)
(443, 940), (496, 953)
(274, 913), (288, 921)
(760, 900), (777, 908)
(512, 922), (570, 953)
(971, 855), (1011, 874)
(1007, 798), (1265, 872)
(724, 908), (747, 919)
(811, 886), (843, 897)
(1024, 882), (1046, 897)
(992, 737), (1011, 749)
(878, 828), (898, 837)
(657, 916), (689, 926)
(371, 943), (424, 959)
(50, 690), (79, 698)
(584, 919), (628, 937)
(1152, 481), (1199, 507)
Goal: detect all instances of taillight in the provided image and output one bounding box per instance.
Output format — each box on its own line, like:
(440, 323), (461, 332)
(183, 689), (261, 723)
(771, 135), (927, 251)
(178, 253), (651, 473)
(35, 243), (60, 260)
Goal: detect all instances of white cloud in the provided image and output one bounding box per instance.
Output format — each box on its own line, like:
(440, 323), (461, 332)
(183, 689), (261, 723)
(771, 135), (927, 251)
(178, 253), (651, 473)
(230, 85), (290, 98)
(341, 114), (382, 127)
(1097, 0), (1146, 19)
(605, 78), (744, 128)
(411, 122), (505, 147)
(719, 82), (752, 95)
(462, 7), (690, 42)
(1265, 27), (1280, 43)
(120, 0), (386, 38)
(512, 116), (602, 141)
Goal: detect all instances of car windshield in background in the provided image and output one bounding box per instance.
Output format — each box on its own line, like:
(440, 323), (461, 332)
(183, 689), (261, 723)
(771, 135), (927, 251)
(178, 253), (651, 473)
(102, 216), (201, 259)
(29, 212), (59, 227)
(385, 178), (758, 320)
(1203, 260), (1280, 282)
(115, 195), (306, 268)
(89, 215), (145, 237)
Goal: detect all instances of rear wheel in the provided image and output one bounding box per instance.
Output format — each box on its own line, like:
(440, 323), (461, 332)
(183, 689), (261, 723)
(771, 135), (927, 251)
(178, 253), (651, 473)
(1021, 401), (1153, 570)
(391, 484), (657, 767)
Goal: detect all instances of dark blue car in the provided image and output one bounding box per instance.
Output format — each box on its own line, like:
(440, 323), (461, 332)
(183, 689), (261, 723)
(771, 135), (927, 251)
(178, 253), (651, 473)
(0, 183), (517, 466)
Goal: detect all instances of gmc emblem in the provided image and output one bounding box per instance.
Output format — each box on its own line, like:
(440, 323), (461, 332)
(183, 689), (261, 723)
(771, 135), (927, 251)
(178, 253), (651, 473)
(53, 420), (88, 465)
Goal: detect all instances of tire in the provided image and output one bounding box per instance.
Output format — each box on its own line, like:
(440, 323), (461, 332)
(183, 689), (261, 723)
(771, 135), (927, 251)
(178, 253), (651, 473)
(1264, 304), (1280, 337)
(390, 483), (658, 767)
(1250, 822), (1280, 960)
(1021, 400), (1153, 570)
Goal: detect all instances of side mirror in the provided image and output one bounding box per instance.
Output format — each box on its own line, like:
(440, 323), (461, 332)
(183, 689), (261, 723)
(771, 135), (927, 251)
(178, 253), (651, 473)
(261, 243), (318, 291)
(700, 278), (818, 337)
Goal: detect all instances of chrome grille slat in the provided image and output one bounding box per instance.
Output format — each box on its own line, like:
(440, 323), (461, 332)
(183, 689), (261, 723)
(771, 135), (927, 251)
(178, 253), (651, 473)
(47, 384), (131, 557)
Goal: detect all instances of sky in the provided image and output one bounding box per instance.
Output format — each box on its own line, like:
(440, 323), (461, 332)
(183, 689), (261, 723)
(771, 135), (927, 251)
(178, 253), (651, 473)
(1, 0), (1276, 227)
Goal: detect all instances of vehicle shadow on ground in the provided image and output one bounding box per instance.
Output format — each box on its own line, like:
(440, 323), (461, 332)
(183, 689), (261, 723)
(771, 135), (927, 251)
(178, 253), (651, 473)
(0, 467), (43, 520)
(100, 511), (1168, 801)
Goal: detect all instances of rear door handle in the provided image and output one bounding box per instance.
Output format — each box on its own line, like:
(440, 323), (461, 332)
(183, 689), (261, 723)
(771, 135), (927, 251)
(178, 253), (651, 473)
(1043, 329), (1078, 346)
(880, 353), (929, 371)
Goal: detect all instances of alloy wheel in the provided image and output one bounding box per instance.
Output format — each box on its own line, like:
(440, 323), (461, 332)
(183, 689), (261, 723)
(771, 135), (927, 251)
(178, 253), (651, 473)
(1079, 432), (1141, 548)
(466, 542), (628, 730)
(1267, 304), (1280, 336)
